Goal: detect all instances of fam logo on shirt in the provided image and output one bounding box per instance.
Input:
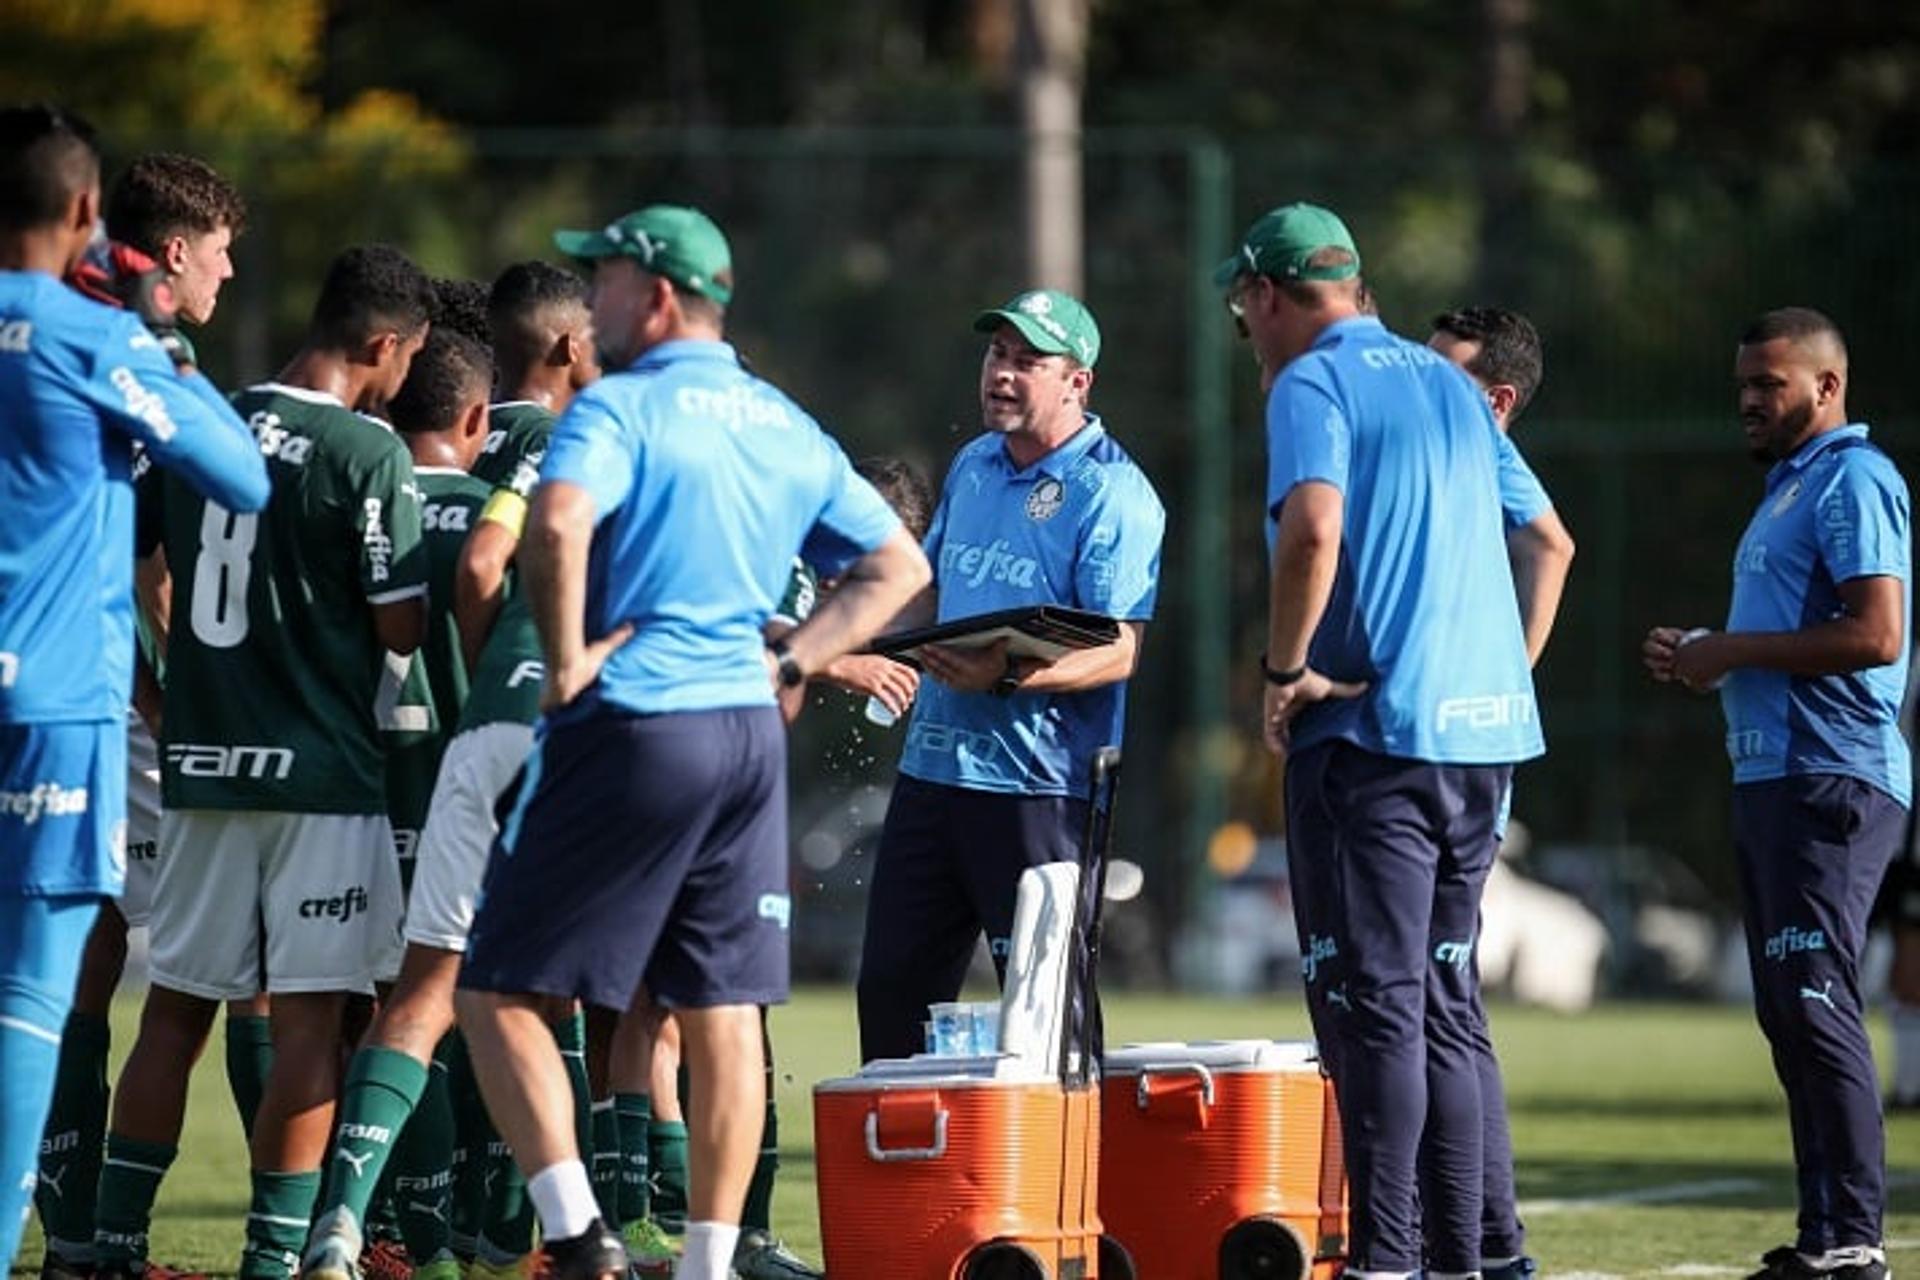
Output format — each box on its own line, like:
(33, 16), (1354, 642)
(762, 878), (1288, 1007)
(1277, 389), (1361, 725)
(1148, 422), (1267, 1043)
(1025, 476), (1065, 522)
(1770, 478), (1803, 518)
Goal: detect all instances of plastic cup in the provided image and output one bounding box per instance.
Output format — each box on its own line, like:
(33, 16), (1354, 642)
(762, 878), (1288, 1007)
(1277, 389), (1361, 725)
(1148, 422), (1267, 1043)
(922, 1020), (936, 1053)
(928, 1002), (973, 1055)
(863, 696), (899, 727)
(969, 1002), (1001, 1054)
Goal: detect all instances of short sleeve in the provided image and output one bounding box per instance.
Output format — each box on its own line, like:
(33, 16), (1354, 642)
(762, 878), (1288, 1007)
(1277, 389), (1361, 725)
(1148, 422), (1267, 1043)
(542, 390), (637, 518)
(798, 441), (902, 580)
(1266, 370), (1350, 518)
(1073, 467), (1166, 620)
(1494, 431), (1553, 529)
(359, 444), (428, 604)
(1816, 455), (1910, 584)
(84, 316), (269, 514)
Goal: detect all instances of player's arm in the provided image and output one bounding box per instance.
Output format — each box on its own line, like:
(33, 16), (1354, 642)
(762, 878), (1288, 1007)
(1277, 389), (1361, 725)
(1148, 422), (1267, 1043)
(455, 493), (524, 671)
(774, 526), (930, 681)
(522, 479), (630, 709)
(88, 322), (269, 513)
(1507, 507), (1575, 666)
(132, 647), (163, 737)
(993, 621), (1147, 695)
(1267, 481), (1344, 674)
(362, 448), (429, 657)
(1669, 576), (1904, 690)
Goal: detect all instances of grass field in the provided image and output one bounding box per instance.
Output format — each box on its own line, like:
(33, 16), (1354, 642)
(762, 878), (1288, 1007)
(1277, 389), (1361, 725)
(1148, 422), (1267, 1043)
(11, 990), (1918, 1278)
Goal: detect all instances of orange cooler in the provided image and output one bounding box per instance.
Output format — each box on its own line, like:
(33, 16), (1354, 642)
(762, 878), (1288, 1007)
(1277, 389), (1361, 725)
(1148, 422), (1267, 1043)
(1099, 1040), (1348, 1280)
(814, 1058), (1104, 1279)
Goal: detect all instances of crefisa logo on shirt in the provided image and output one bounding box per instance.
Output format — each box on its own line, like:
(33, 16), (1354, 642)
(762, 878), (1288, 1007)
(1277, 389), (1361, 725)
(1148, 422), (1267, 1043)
(1025, 477), (1065, 522)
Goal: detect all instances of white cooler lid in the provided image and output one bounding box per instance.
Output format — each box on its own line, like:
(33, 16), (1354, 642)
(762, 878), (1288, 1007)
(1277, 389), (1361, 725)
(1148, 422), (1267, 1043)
(1103, 1038), (1319, 1075)
(815, 1051), (1056, 1091)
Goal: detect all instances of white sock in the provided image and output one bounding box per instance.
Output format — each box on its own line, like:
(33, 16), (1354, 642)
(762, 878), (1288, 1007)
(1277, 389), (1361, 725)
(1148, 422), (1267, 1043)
(675, 1221), (742, 1280)
(1893, 1001), (1920, 1100)
(526, 1159), (600, 1241)
(1347, 1272), (1417, 1280)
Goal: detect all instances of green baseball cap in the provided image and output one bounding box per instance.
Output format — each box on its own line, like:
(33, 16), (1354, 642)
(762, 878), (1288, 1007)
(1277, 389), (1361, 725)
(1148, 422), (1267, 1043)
(972, 288), (1101, 367)
(553, 204), (734, 304)
(1212, 202), (1360, 288)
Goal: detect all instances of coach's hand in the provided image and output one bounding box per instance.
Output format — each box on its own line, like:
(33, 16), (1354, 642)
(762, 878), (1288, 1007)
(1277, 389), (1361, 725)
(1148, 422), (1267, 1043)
(1263, 668), (1366, 757)
(920, 639), (1017, 694)
(824, 653), (921, 713)
(542, 622), (635, 713)
(1668, 628), (1731, 693)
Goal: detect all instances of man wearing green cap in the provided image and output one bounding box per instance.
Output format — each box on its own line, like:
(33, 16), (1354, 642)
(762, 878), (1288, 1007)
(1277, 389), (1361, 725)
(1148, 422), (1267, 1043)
(450, 204), (928, 1280)
(1223, 203), (1547, 1280)
(854, 288), (1166, 1063)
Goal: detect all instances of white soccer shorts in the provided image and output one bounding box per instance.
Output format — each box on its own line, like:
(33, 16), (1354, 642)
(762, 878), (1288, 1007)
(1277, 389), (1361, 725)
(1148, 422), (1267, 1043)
(148, 809), (404, 1000)
(405, 723), (534, 953)
(116, 713), (163, 928)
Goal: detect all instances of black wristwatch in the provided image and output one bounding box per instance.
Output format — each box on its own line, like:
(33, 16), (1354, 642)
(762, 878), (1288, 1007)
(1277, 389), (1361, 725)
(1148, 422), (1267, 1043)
(991, 651), (1021, 697)
(768, 638), (805, 689)
(1260, 653), (1307, 687)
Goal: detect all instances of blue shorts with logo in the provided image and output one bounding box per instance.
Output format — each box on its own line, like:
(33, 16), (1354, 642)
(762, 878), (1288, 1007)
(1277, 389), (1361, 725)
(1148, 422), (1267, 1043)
(458, 704), (790, 1011)
(0, 720), (126, 897)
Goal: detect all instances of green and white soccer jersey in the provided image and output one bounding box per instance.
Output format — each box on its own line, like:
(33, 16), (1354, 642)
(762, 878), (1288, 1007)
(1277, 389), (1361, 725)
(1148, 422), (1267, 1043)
(470, 400), (553, 489)
(384, 467), (491, 871)
(146, 383), (427, 813)
(458, 448), (547, 732)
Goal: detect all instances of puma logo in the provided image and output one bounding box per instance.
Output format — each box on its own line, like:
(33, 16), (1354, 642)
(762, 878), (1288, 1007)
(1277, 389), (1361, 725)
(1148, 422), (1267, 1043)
(406, 1197), (449, 1224)
(1800, 980), (1837, 1011)
(1325, 985), (1353, 1013)
(335, 1148), (374, 1180)
(36, 1165), (66, 1200)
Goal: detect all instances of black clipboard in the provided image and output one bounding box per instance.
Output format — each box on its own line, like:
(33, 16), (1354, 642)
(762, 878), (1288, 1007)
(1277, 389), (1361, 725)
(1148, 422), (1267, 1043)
(867, 605), (1120, 664)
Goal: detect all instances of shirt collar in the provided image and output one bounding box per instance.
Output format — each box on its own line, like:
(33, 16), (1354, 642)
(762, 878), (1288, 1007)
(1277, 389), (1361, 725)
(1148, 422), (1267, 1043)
(1772, 422), (1870, 484)
(626, 339), (741, 374)
(250, 381), (346, 409)
(995, 413), (1106, 481)
(1309, 315), (1385, 352)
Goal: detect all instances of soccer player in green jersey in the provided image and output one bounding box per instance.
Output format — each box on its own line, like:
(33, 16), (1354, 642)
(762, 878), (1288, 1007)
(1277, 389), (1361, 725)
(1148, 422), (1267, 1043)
(34, 151), (252, 1280)
(96, 245), (434, 1280)
(365, 328), (495, 1280)
(303, 262), (599, 1280)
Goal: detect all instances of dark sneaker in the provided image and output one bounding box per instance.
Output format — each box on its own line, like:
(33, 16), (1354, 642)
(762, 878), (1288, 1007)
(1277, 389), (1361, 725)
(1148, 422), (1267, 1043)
(39, 1250), (93, 1280)
(1749, 1245), (1888, 1280)
(1484, 1258), (1538, 1280)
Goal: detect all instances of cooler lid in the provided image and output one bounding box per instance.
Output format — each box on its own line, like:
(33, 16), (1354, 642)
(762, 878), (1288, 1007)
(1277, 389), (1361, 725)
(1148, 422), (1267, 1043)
(814, 1052), (1054, 1092)
(1102, 1038), (1318, 1075)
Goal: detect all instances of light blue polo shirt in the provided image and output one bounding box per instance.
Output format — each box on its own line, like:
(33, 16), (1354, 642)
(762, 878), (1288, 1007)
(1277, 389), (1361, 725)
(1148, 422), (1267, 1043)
(541, 339), (900, 715)
(1266, 316), (1544, 765)
(1720, 423), (1911, 805)
(899, 415), (1165, 798)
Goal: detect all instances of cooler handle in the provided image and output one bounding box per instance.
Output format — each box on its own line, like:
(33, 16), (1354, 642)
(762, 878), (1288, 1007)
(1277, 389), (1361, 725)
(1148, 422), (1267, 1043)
(1134, 1061), (1215, 1110)
(863, 1108), (949, 1162)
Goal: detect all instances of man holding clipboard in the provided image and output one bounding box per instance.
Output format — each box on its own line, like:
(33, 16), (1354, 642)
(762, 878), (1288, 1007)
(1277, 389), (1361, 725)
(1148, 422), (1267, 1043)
(855, 289), (1165, 1063)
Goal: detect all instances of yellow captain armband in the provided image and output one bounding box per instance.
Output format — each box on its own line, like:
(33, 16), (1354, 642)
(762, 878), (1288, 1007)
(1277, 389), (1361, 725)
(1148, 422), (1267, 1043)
(480, 487), (529, 538)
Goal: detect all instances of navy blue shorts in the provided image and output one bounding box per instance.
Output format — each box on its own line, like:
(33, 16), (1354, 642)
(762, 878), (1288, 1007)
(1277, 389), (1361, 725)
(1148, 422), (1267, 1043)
(458, 705), (790, 1012)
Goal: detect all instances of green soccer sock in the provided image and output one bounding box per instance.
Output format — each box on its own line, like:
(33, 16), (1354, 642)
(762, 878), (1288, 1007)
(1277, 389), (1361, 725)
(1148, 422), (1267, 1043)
(390, 1043), (456, 1264)
(613, 1093), (650, 1228)
(444, 1035), (485, 1261)
(590, 1098), (620, 1226)
(92, 1135), (176, 1269)
(554, 1010), (594, 1171)
(240, 1169), (321, 1280)
(648, 1120), (689, 1234)
(476, 1137), (534, 1263)
(741, 1061), (778, 1234)
(315, 1047), (430, 1235)
(225, 1014), (275, 1140)
(37, 1012), (110, 1263)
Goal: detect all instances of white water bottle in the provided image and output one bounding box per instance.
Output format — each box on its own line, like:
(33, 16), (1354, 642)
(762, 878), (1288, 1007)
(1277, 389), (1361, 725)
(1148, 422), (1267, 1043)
(864, 696), (899, 727)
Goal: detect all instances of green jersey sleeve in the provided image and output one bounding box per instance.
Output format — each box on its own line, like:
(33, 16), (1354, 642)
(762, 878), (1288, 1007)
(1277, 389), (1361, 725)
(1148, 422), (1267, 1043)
(359, 443), (428, 603)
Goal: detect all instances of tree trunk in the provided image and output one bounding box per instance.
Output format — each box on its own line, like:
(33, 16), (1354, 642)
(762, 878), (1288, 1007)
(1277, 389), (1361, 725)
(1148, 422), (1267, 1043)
(1015, 0), (1088, 294)
(1477, 0), (1532, 301)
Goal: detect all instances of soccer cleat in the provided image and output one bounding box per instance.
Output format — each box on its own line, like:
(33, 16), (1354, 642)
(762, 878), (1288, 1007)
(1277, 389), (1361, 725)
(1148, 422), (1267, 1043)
(363, 1239), (413, 1280)
(413, 1258), (465, 1280)
(620, 1219), (680, 1277)
(304, 1209), (368, 1280)
(38, 1249), (94, 1280)
(144, 1264), (212, 1280)
(540, 1223), (626, 1280)
(731, 1229), (821, 1280)
(467, 1255), (534, 1280)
